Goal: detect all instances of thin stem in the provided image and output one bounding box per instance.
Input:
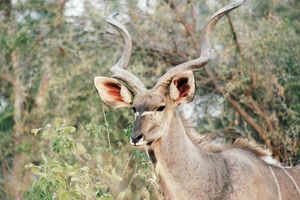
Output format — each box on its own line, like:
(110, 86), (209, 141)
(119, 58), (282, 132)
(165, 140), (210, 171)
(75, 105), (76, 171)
(125, 164), (138, 192)
(122, 152), (133, 177)
(101, 105), (111, 151)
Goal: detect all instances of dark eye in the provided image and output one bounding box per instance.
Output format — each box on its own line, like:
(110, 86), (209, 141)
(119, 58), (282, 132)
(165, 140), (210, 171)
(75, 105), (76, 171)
(156, 106), (166, 112)
(131, 107), (136, 113)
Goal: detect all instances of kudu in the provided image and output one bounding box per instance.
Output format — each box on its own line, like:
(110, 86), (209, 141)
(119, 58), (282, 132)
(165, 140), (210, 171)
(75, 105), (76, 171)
(94, 0), (300, 199)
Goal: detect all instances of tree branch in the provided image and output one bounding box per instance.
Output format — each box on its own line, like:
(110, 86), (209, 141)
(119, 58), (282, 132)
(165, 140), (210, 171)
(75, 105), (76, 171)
(1, 73), (13, 83)
(164, 0), (199, 51)
(226, 14), (241, 65)
(225, 94), (272, 147)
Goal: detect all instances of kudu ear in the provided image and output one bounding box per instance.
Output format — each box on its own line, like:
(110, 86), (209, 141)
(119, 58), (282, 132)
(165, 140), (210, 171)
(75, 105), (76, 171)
(94, 76), (133, 108)
(169, 71), (195, 104)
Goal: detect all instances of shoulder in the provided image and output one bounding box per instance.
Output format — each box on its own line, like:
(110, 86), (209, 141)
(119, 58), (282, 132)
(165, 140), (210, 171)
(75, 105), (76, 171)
(221, 148), (266, 172)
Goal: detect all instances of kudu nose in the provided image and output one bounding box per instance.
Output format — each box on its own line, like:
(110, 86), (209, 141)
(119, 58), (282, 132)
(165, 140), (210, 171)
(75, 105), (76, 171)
(131, 134), (143, 144)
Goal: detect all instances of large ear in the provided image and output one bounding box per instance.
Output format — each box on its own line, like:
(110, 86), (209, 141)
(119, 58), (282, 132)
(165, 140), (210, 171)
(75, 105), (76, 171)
(169, 71), (195, 104)
(94, 76), (133, 108)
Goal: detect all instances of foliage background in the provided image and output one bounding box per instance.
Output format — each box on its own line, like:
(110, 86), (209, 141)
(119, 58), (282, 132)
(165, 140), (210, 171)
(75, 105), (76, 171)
(0, 0), (299, 199)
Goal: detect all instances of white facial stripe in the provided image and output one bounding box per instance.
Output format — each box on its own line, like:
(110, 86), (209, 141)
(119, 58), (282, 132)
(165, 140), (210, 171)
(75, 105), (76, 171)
(135, 111), (155, 118)
(141, 111), (155, 116)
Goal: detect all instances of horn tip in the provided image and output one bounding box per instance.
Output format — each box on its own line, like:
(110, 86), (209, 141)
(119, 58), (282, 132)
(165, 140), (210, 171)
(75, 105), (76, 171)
(107, 12), (120, 22)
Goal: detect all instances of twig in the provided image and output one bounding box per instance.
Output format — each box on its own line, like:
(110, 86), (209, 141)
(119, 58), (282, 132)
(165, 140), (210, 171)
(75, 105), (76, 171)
(122, 152), (133, 177)
(225, 94), (272, 148)
(126, 164), (138, 191)
(164, 0), (199, 50)
(226, 14), (241, 65)
(0, 74), (13, 83)
(247, 97), (274, 133)
(176, 17), (199, 50)
(102, 106), (111, 151)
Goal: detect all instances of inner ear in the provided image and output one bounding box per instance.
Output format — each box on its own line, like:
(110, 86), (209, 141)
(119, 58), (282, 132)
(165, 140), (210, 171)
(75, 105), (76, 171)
(94, 76), (133, 108)
(104, 82), (123, 101)
(168, 71), (195, 104)
(174, 78), (190, 97)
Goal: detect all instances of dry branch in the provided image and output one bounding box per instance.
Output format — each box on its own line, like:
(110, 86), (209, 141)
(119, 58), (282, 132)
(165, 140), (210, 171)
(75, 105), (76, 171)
(155, 3), (275, 152)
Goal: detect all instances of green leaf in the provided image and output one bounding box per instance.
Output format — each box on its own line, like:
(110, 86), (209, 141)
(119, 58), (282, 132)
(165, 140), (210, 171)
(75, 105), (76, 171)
(54, 118), (64, 128)
(31, 128), (41, 135)
(62, 126), (76, 134)
(75, 143), (86, 154)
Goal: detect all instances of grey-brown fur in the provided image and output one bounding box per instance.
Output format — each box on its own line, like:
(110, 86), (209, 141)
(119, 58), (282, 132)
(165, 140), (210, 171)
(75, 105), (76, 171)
(149, 111), (300, 200)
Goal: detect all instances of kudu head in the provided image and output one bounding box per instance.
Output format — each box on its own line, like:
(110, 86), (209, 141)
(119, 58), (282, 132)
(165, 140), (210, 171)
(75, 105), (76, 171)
(94, 1), (244, 148)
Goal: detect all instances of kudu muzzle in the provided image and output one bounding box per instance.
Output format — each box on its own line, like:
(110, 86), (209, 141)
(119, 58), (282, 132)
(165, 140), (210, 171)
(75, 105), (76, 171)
(130, 116), (144, 145)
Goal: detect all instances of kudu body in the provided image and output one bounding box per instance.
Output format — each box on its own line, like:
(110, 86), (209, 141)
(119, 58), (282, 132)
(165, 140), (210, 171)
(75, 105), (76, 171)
(94, 0), (300, 199)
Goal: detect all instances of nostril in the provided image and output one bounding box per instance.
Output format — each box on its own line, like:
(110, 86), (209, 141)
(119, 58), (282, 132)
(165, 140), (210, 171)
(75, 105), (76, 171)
(136, 135), (143, 140)
(131, 135), (143, 143)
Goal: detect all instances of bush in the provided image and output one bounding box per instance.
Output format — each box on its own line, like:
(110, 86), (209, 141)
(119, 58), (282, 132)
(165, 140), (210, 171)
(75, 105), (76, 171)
(24, 118), (160, 200)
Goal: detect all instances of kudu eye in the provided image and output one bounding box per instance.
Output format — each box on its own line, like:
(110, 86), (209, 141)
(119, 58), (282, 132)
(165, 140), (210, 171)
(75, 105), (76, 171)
(131, 107), (137, 113)
(156, 106), (166, 112)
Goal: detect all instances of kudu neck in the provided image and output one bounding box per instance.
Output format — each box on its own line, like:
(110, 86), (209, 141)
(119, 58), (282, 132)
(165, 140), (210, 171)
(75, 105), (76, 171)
(149, 110), (231, 199)
(150, 110), (209, 158)
(153, 110), (200, 159)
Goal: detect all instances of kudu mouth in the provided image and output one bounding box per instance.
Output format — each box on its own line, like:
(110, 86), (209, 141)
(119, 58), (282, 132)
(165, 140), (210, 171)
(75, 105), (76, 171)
(130, 134), (155, 147)
(130, 135), (147, 147)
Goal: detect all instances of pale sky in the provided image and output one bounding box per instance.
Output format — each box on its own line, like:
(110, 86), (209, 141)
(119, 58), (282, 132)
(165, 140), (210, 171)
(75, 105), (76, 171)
(64, 0), (157, 17)
(65, 0), (85, 17)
